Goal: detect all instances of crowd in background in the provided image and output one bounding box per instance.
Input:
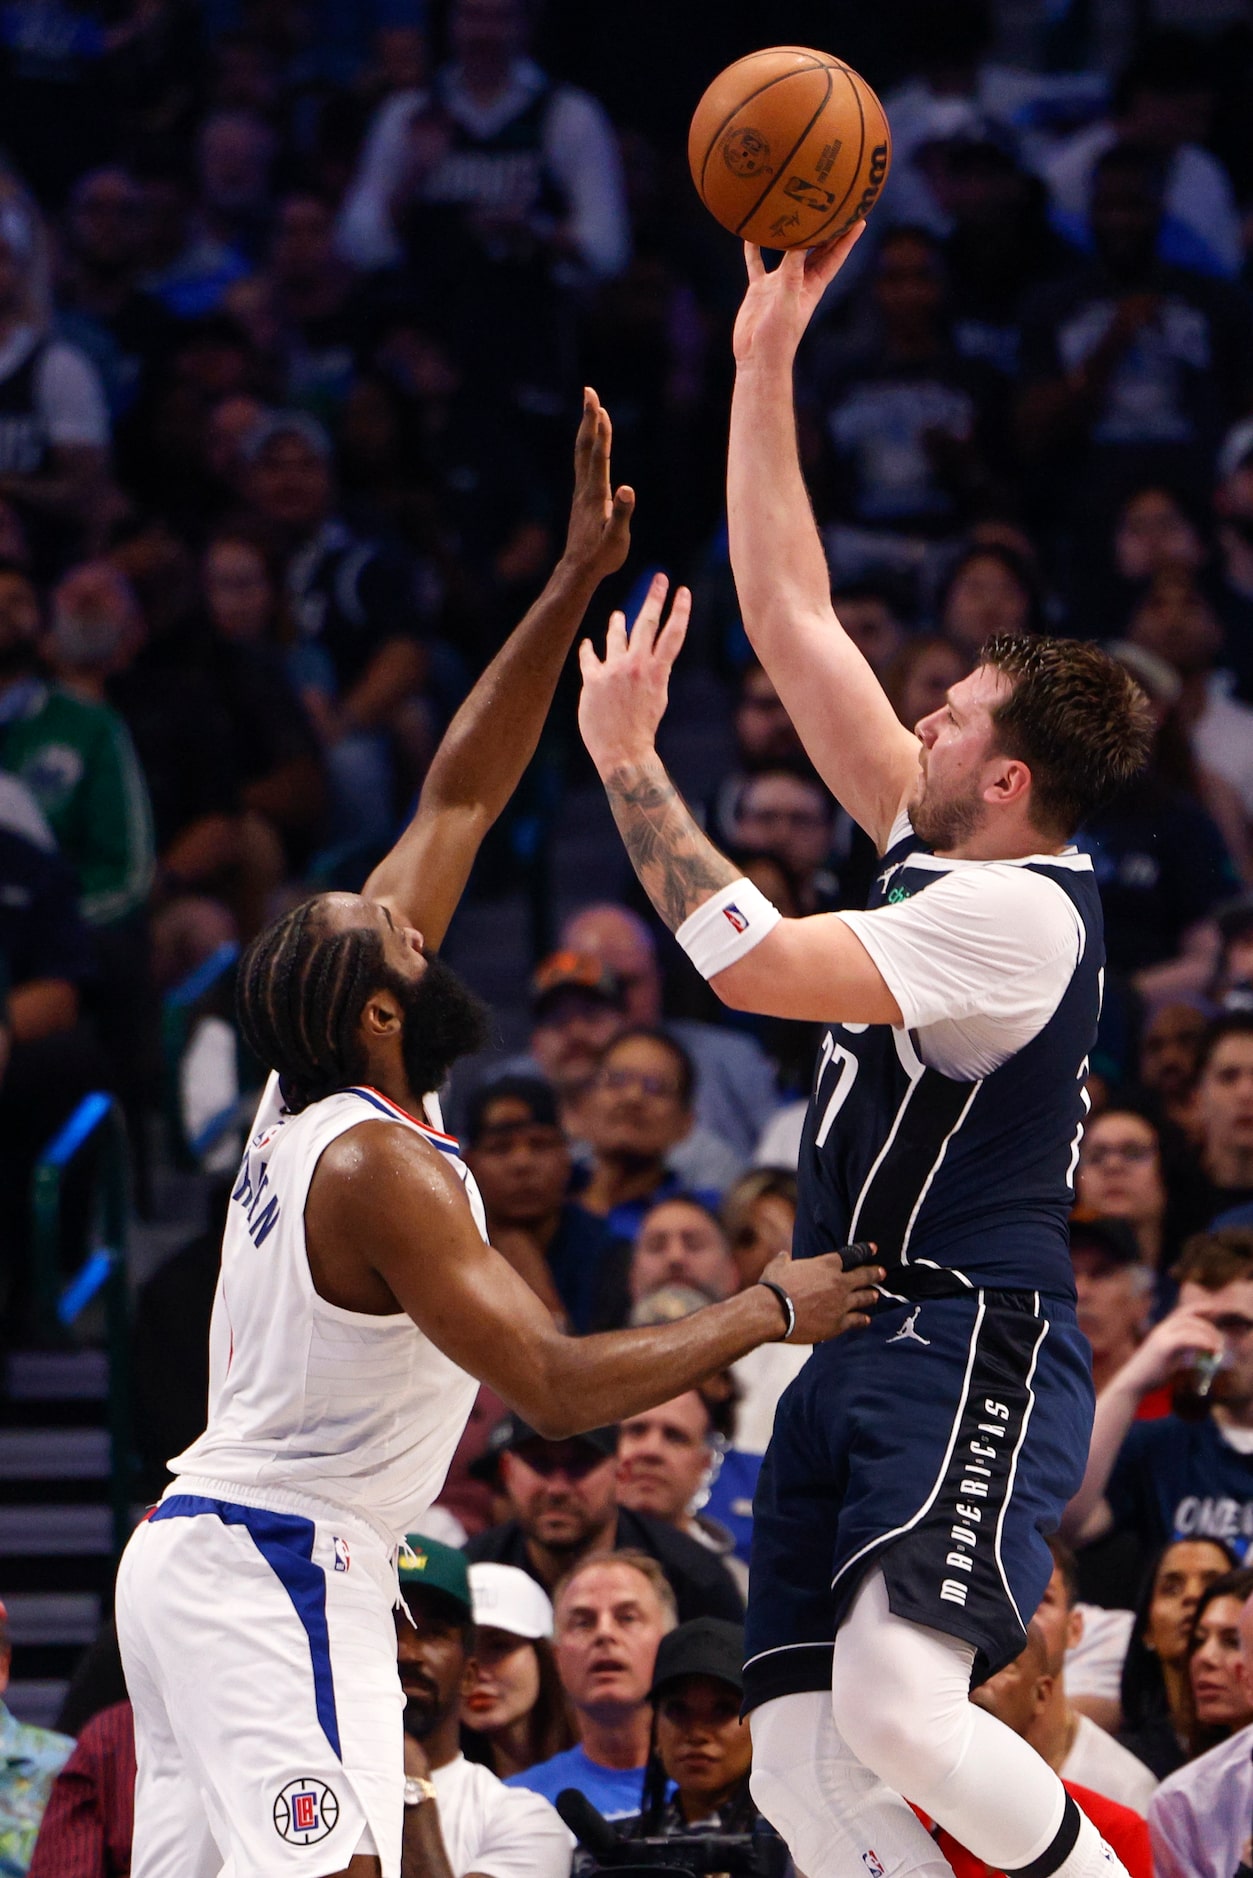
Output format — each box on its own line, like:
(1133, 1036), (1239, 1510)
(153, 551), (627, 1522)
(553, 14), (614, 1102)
(3, 0), (1253, 1872)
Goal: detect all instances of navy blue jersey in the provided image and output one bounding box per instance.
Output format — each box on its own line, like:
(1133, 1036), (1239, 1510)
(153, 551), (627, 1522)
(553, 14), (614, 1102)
(1108, 1415), (1253, 1562)
(794, 822), (1104, 1298)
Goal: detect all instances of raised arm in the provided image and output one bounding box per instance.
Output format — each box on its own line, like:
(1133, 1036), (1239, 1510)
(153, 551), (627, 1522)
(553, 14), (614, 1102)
(728, 234), (919, 849)
(363, 389), (633, 946)
(310, 1124), (883, 1436)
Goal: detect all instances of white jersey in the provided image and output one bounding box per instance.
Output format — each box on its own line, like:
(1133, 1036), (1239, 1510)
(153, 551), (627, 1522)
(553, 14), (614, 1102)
(171, 1073), (483, 1542)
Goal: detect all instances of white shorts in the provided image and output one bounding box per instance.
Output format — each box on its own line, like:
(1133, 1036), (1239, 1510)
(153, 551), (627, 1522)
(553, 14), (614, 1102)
(116, 1480), (405, 1878)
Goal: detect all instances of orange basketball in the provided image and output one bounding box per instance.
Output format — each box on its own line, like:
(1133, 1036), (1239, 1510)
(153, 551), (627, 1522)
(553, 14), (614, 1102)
(688, 46), (892, 250)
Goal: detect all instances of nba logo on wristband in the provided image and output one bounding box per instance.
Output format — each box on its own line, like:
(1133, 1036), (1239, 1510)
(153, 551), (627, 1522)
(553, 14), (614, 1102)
(723, 905), (749, 933)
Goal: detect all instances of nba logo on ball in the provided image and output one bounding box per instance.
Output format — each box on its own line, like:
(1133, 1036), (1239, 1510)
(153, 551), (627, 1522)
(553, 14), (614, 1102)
(273, 1779), (339, 1844)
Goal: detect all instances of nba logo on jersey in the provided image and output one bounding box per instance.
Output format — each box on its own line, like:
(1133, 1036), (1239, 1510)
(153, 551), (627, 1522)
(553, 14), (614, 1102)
(273, 1778), (338, 1844)
(332, 1536), (350, 1573)
(722, 904), (749, 934)
(861, 1853), (884, 1878)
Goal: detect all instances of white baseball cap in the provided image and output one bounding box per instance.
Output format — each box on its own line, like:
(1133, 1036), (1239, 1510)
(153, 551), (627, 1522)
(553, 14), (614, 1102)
(468, 1563), (554, 1640)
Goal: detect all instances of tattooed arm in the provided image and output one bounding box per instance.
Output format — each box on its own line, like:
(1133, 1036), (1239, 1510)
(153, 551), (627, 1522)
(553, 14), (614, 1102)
(578, 577), (902, 1025)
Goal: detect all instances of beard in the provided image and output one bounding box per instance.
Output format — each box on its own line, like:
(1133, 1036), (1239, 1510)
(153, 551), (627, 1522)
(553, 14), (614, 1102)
(390, 952), (490, 1098)
(909, 772), (985, 852)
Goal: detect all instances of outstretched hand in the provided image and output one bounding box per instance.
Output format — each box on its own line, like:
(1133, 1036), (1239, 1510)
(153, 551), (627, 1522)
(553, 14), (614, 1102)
(578, 571), (690, 773)
(562, 386), (635, 581)
(732, 220), (866, 368)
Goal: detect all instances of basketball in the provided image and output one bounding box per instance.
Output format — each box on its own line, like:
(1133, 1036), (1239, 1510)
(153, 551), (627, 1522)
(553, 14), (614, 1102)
(688, 47), (892, 250)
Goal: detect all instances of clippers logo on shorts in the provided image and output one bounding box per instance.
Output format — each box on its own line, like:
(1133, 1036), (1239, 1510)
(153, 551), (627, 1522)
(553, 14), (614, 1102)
(332, 1536), (350, 1572)
(722, 904), (749, 934)
(273, 1779), (339, 1845)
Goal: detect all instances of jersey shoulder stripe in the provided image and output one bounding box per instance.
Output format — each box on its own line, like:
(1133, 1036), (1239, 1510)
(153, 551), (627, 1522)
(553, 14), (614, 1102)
(346, 1086), (462, 1154)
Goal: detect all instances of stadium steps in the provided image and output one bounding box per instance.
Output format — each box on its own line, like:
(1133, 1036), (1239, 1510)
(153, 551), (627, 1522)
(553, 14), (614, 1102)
(0, 1350), (118, 1726)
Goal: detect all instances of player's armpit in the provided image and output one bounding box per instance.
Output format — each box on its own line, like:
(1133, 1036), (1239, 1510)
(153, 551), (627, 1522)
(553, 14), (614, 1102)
(711, 914), (904, 1025)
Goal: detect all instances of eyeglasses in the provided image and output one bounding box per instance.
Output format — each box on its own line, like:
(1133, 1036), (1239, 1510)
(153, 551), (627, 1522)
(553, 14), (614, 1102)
(597, 1067), (683, 1100)
(1083, 1142), (1156, 1168)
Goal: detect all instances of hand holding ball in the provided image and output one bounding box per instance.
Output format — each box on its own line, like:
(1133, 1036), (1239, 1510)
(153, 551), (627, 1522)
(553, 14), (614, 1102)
(689, 47), (891, 249)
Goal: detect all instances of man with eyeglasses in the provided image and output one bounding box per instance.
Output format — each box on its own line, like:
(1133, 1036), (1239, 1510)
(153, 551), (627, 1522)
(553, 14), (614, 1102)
(463, 1415), (744, 1624)
(1065, 1228), (1253, 1565)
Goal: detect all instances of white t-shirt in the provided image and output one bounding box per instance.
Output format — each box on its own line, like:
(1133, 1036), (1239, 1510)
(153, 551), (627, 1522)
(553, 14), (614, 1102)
(835, 813), (1089, 1080)
(0, 325), (110, 448)
(1064, 1604), (1134, 1706)
(431, 1754), (572, 1878)
(1061, 1711), (1158, 1818)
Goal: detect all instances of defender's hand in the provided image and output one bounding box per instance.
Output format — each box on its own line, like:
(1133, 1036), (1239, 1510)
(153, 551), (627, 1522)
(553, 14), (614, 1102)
(761, 1245), (883, 1344)
(578, 571), (690, 772)
(733, 221), (866, 369)
(561, 388), (634, 582)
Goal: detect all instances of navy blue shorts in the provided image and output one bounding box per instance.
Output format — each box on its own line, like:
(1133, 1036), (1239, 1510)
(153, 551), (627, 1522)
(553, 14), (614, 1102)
(742, 1290), (1094, 1712)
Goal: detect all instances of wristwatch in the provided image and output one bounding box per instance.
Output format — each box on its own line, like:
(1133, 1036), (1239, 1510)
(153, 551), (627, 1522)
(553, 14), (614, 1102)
(403, 1776), (438, 1808)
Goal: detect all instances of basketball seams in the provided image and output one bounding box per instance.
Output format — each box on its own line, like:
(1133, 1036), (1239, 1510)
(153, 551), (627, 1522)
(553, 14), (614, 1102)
(798, 68), (871, 247)
(730, 71), (837, 238)
(696, 56), (828, 196)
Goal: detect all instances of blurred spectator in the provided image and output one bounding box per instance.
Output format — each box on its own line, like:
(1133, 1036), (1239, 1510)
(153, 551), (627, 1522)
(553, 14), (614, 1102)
(882, 634), (969, 732)
(1147, 1581), (1253, 1878)
(250, 190), (369, 420)
(0, 558), (154, 927)
(1193, 1018), (1253, 1220)
(1027, 1542), (1157, 1813)
(240, 408), (430, 854)
(1213, 418), (1253, 700)
(396, 1537), (571, 1878)
(1137, 1004), (1208, 1136)
(828, 580), (907, 680)
(133, 151), (249, 321)
(1066, 1229), (1253, 1564)
(1118, 1539), (1236, 1779)
(462, 1074), (624, 1334)
(805, 225), (1002, 594)
(728, 771), (837, 917)
(616, 1392), (746, 1595)
(196, 110), (276, 265)
(463, 1563), (573, 1781)
(1076, 1111), (1193, 1285)
(926, 1622), (1151, 1877)
(1044, 33), (1242, 282)
(0, 1599), (73, 1874)
(506, 1552), (672, 1819)
(1068, 1217), (1158, 1402)
(26, 1699), (134, 1878)
(463, 1416), (743, 1625)
(1215, 895), (1253, 1018)
(1184, 1567), (1253, 1757)
(704, 660), (807, 851)
(720, 1168), (797, 1292)
(55, 167), (177, 427)
(560, 903), (779, 1163)
(0, 195), (110, 573)
(576, 1031), (729, 1238)
(1113, 486), (1205, 589)
(625, 1617), (784, 1864)
(1018, 143), (1253, 542)
(938, 540), (1041, 661)
(625, 1198), (737, 1315)
(524, 950), (626, 1139)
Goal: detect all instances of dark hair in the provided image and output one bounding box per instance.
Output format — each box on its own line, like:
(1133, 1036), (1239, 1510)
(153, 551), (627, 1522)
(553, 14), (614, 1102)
(939, 541), (1045, 636)
(1046, 1533), (1079, 1608)
(603, 1027), (696, 1110)
(1172, 1227), (1253, 1292)
(1114, 29), (1214, 112)
(978, 633), (1154, 836)
(1091, 139), (1170, 199)
(1120, 1535), (1239, 1730)
(461, 1633), (574, 1774)
(236, 896), (390, 1113)
(637, 1191), (726, 1242)
(882, 633), (966, 729)
(1185, 1566), (1253, 1754)
(465, 1075), (560, 1145)
(1197, 1013), (1253, 1081)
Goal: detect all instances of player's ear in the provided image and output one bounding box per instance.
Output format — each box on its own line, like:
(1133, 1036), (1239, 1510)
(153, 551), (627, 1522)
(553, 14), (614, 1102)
(360, 986), (403, 1040)
(985, 754), (1032, 810)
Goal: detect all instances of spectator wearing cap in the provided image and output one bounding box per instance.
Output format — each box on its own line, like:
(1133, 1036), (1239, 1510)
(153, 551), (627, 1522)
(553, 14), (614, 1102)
(576, 1030), (724, 1242)
(1213, 419), (1253, 702)
(524, 951), (627, 1141)
(463, 1564), (573, 1781)
(626, 1615), (786, 1868)
(26, 1700), (135, 1878)
(560, 903), (779, 1164)
(616, 1390), (747, 1596)
(397, 1536), (571, 1878)
(463, 1075), (627, 1334)
(507, 1552), (673, 1821)
(463, 1416), (743, 1625)
(1065, 1229), (1253, 1566)
(1068, 1217), (1162, 1411)
(242, 410), (431, 856)
(0, 1598), (73, 1875)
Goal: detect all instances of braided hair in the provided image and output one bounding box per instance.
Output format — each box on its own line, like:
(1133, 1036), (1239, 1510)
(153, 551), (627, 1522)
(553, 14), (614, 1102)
(236, 895), (390, 1113)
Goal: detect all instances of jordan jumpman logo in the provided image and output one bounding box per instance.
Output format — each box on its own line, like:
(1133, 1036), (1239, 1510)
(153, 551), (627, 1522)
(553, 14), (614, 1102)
(886, 1306), (931, 1347)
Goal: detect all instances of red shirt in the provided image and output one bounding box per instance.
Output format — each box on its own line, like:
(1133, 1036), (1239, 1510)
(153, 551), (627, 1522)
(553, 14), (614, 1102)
(916, 1782), (1151, 1878)
(27, 1701), (134, 1878)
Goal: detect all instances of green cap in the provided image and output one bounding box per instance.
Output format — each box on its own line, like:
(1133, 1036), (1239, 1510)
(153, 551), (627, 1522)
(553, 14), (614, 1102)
(398, 1534), (472, 1617)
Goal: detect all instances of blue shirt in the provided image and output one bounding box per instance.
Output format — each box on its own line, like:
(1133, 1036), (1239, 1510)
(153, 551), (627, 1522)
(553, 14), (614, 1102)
(507, 1746), (646, 1821)
(1108, 1414), (1253, 1561)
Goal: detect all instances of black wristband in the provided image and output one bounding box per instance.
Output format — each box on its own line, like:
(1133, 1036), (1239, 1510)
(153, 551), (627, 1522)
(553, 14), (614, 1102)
(758, 1278), (796, 1342)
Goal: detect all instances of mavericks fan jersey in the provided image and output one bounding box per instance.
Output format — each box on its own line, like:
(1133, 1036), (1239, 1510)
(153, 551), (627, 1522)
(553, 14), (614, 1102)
(170, 1075), (482, 1542)
(794, 815), (1104, 1299)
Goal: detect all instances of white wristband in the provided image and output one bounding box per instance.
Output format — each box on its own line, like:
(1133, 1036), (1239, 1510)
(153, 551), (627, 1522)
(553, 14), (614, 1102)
(675, 878), (782, 980)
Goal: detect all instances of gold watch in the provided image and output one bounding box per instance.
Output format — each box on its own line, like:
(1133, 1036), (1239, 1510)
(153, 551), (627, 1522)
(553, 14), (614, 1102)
(403, 1776), (438, 1808)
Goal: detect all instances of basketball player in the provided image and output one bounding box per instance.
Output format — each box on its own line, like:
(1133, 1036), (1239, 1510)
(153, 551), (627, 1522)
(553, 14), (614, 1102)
(113, 390), (882, 1878)
(576, 230), (1154, 1878)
